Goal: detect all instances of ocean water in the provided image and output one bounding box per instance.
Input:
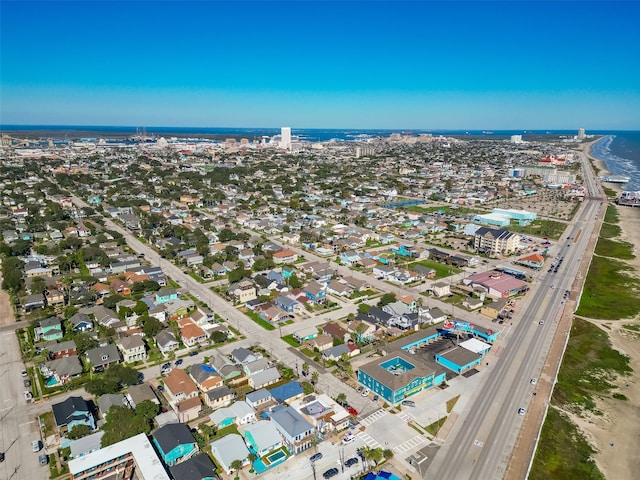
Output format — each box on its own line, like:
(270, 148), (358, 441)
(590, 132), (640, 191)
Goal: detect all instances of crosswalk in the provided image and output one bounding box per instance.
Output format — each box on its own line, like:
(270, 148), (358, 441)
(356, 431), (381, 449)
(359, 408), (388, 427)
(392, 434), (429, 455)
(397, 410), (414, 423)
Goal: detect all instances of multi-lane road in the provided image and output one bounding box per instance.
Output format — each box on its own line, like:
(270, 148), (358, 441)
(426, 150), (605, 479)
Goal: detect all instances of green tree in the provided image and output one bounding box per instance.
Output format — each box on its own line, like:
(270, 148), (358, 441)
(311, 371), (319, 384)
(134, 400), (159, 422)
(85, 378), (120, 396)
(141, 316), (163, 338)
(336, 392), (347, 406)
(288, 273), (302, 289)
(383, 448), (394, 460)
(74, 332), (98, 355)
(67, 424), (91, 440)
(377, 292), (396, 307)
(230, 459), (244, 479)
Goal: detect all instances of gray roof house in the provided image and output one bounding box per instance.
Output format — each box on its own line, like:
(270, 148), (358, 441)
(69, 312), (94, 332)
(44, 356), (83, 382)
(155, 330), (179, 355)
(243, 357), (270, 376)
(242, 420), (284, 457)
(248, 367), (281, 389)
(91, 306), (120, 328)
(210, 434), (250, 475)
(86, 344), (121, 370)
(69, 431), (105, 460)
(230, 347), (261, 365)
(270, 406), (315, 454)
(98, 393), (128, 418)
(245, 389), (274, 410)
(126, 383), (159, 407)
(321, 344), (351, 361)
(169, 453), (220, 480)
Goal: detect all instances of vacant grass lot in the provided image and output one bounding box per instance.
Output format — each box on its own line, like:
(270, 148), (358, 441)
(507, 219), (568, 240)
(410, 260), (462, 278)
(529, 407), (604, 480)
(594, 237), (635, 259)
(576, 256), (640, 320)
(552, 318), (631, 413)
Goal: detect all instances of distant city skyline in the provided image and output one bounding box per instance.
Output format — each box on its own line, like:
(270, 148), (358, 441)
(1, 1), (639, 130)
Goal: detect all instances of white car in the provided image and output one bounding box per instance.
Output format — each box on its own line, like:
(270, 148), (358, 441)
(530, 378), (537, 385)
(361, 388), (370, 397)
(342, 433), (355, 445)
(518, 407), (527, 416)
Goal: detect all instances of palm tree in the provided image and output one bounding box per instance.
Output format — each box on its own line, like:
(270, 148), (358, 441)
(311, 371), (319, 385)
(302, 361), (309, 374)
(230, 459), (243, 480)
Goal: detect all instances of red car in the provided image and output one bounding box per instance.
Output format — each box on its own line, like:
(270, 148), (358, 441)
(347, 406), (359, 416)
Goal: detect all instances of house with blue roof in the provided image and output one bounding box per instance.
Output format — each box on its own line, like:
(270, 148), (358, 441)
(274, 296), (300, 313)
(269, 381), (304, 404)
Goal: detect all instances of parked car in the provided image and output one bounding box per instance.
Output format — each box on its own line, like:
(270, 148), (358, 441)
(175, 359), (183, 366)
(344, 457), (359, 467)
(347, 406), (359, 416)
(39, 454), (48, 466)
(356, 386), (363, 393)
(32, 440), (41, 452)
(530, 378), (537, 385)
(518, 407), (527, 416)
(402, 400), (415, 407)
(21, 370), (28, 377)
(323, 467), (339, 479)
(361, 388), (370, 397)
(372, 394), (379, 401)
(157, 385), (165, 392)
(309, 452), (323, 463)
(0, 451), (5, 462)
(189, 351), (198, 357)
(23, 391), (33, 401)
(24, 379), (31, 387)
(342, 433), (355, 445)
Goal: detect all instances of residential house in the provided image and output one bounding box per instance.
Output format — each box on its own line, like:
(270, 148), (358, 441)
(127, 383), (159, 408)
(303, 335), (333, 352)
(325, 280), (353, 297)
(208, 401), (256, 428)
(169, 453), (219, 480)
(153, 423), (199, 467)
(189, 364), (224, 392)
(463, 297), (484, 311)
(272, 249), (298, 265)
(92, 306), (121, 328)
(37, 317), (63, 341)
(515, 253), (545, 270)
(175, 396), (202, 423)
(430, 282), (451, 298)
(178, 318), (208, 347)
(243, 358), (269, 377)
(270, 406), (315, 454)
(274, 295), (301, 313)
(420, 307), (447, 324)
(245, 389), (276, 413)
(155, 288), (179, 304)
(52, 396), (96, 434)
(322, 322), (350, 343)
(289, 393), (350, 433)
(243, 420), (284, 457)
(44, 287), (65, 308)
(322, 344), (351, 362)
(116, 335), (147, 363)
(204, 386), (236, 409)
(20, 293), (46, 312)
(210, 434), (250, 475)
(269, 382), (305, 405)
(231, 347), (261, 365)
(347, 319), (377, 343)
(210, 353), (244, 383)
(47, 340), (77, 359)
(86, 344), (121, 371)
(164, 368), (199, 403)
(228, 280), (257, 304)
(69, 312), (94, 332)
(292, 326), (318, 344)
(303, 281), (326, 304)
(98, 393), (128, 419)
(155, 330), (180, 355)
(248, 367), (281, 389)
(43, 356), (83, 384)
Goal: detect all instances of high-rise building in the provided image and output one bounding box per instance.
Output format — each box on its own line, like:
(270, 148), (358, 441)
(280, 127), (291, 150)
(578, 128), (585, 139)
(511, 135), (522, 144)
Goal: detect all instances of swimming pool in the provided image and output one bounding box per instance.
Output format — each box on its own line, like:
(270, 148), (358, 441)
(266, 449), (286, 464)
(45, 376), (59, 387)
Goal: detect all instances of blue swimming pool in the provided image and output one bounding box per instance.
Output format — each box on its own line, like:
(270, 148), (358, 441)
(45, 376), (59, 387)
(252, 448), (288, 474)
(266, 450), (286, 464)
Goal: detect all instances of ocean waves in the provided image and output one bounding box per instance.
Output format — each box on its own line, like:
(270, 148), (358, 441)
(591, 134), (640, 191)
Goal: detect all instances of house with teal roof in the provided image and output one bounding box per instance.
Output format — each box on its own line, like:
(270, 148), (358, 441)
(37, 317), (63, 341)
(155, 288), (179, 305)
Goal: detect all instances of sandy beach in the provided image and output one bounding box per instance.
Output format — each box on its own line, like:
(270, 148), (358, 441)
(568, 139), (640, 479)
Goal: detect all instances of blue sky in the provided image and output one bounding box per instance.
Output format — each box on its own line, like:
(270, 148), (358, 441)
(1, 0), (639, 129)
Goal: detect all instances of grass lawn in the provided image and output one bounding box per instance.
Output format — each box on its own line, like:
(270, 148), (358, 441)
(507, 219), (568, 240)
(244, 311), (276, 331)
(281, 334), (299, 347)
(552, 318), (632, 412)
(575, 256), (640, 320)
(529, 406), (604, 480)
(410, 260), (462, 278)
(594, 237), (635, 259)
(424, 416), (447, 436)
